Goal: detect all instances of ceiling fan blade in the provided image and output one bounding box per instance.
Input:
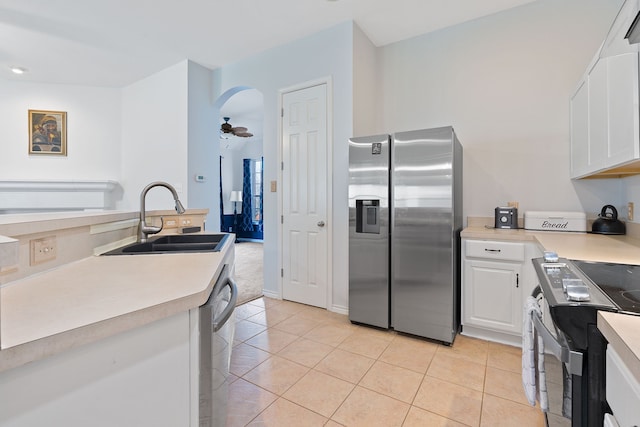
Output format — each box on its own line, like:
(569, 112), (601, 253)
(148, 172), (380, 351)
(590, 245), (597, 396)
(235, 132), (253, 138)
(231, 126), (248, 133)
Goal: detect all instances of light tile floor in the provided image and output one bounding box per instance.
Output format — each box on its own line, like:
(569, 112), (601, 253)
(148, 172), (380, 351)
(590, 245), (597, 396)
(227, 297), (546, 427)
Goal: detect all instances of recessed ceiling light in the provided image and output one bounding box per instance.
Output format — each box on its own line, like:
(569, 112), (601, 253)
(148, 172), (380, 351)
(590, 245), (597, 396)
(10, 66), (27, 74)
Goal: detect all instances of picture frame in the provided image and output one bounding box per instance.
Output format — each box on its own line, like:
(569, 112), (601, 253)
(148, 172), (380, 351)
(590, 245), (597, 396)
(28, 110), (67, 155)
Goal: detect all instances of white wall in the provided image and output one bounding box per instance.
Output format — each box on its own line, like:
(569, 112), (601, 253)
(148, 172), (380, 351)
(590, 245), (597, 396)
(379, 0), (624, 221)
(212, 22), (354, 309)
(120, 61), (190, 212)
(353, 24), (381, 137)
(0, 59), (220, 224)
(0, 80), (121, 182)
(622, 175), (640, 222)
(187, 62), (219, 230)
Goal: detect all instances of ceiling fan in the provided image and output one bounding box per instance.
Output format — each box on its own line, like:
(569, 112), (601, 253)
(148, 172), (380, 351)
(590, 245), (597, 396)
(220, 117), (253, 138)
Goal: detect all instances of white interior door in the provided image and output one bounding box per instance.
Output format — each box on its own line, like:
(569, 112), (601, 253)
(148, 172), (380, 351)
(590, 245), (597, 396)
(281, 83), (328, 308)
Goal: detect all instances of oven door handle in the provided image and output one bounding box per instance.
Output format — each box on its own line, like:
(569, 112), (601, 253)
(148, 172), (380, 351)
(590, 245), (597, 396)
(530, 306), (583, 376)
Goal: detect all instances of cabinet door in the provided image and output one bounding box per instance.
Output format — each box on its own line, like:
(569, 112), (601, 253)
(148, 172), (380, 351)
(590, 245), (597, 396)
(607, 52), (640, 166)
(463, 259), (522, 334)
(570, 80), (589, 178)
(588, 58), (609, 172)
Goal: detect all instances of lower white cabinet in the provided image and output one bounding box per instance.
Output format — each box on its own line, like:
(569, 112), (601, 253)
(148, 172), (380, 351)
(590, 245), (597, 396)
(464, 258), (522, 335)
(462, 238), (542, 345)
(0, 311), (196, 427)
(606, 346), (640, 426)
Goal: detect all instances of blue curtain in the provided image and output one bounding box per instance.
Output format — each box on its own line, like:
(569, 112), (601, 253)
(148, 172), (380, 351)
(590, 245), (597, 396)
(219, 156), (224, 231)
(258, 156), (264, 233)
(241, 159), (253, 232)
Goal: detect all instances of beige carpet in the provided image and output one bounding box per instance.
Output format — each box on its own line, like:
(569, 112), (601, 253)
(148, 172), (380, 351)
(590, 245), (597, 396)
(233, 242), (264, 305)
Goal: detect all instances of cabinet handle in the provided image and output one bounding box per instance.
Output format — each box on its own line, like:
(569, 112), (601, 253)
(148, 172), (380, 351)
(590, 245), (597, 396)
(484, 248), (501, 253)
(516, 273), (519, 288)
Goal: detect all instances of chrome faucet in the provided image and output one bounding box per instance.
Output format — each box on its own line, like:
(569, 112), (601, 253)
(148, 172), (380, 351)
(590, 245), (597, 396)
(139, 181), (186, 242)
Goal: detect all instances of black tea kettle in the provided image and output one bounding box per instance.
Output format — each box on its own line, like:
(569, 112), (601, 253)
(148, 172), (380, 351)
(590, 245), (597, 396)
(591, 205), (626, 235)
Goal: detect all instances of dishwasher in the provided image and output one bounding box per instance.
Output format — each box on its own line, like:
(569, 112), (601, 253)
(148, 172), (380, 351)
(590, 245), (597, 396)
(199, 264), (237, 427)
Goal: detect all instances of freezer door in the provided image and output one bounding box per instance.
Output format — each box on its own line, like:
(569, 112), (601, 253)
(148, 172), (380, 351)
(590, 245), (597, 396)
(348, 134), (390, 328)
(392, 127), (462, 343)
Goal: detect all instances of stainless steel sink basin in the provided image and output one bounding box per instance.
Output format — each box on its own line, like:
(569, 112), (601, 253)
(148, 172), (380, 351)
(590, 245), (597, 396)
(102, 233), (231, 255)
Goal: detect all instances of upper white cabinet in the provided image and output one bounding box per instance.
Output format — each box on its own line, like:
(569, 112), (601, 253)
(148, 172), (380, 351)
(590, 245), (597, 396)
(570, 0), (640, 179)
(570, 51), (640, 179)
(608, 53), (640, 165)
(570, 80), (589, 177)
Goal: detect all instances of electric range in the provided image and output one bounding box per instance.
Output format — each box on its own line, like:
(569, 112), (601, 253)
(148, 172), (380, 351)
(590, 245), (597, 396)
(571, 260), (640, 315)
(531, 257), (640, 427)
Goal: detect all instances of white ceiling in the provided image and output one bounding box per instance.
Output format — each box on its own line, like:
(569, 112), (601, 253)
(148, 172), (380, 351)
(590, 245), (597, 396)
(0, 0), (537, 88)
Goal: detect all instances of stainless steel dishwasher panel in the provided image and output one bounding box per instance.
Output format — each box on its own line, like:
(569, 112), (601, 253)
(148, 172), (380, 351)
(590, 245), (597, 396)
(199, 264), (237, 427)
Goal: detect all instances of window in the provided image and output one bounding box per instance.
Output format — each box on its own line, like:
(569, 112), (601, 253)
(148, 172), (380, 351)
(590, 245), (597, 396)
(251, 158), (263, 224)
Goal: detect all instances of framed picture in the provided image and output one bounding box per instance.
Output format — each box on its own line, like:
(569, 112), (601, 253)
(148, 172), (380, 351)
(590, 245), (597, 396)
(28, 110), (67, 155)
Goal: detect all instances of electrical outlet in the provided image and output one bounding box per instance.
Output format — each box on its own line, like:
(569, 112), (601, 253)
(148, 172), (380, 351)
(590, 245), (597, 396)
(629, 202), (634, 221)
(30, 236), (57, 265)
(271, 181), (277, 192)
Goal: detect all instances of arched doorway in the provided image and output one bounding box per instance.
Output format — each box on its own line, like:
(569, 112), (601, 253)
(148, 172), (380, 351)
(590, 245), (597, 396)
(215, 87), (264, 241)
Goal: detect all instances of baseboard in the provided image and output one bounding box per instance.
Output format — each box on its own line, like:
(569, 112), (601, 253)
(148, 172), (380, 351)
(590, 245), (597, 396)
(262, 289), (280, 300)
(330, 304), (348, 316)
(460, 325), (522, 348)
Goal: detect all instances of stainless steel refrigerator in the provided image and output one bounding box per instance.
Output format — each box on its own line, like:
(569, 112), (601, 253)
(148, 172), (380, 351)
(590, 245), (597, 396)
(348, 126), (463, 344)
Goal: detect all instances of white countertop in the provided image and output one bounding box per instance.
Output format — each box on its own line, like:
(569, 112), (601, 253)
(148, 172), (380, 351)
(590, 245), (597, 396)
(0, 239), (231, 372)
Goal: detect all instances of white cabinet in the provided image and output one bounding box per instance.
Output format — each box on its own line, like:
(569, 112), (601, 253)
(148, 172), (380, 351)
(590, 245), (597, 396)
(0, 311), (195, 427)
(464, 258), (522, 334)
(587, 58), (609, 173)
(463, 240), (524, 336)
(606, 346), (640, 426)
(462, 239), (542, 346)
(570, 80), (589, 177)
(570, 51), (640, 179)
(607, 53), (640, 165)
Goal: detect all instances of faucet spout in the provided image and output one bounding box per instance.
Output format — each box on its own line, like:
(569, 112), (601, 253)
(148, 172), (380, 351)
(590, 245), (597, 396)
(139, 181), (185, 242)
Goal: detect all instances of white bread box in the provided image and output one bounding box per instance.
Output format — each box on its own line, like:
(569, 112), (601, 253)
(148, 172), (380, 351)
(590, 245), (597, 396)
(524, 211), (586, 232)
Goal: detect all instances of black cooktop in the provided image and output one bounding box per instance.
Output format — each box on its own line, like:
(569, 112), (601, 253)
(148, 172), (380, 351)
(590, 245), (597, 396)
(572, 260), (640, 314)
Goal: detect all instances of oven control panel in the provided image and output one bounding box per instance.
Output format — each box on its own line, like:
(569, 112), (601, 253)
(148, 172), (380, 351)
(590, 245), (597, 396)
(541, 263), (591, 302)
(533, 257), (617, 309)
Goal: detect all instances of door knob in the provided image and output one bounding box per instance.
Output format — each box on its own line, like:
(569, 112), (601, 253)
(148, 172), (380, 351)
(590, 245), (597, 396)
(317, 221), (325, 227)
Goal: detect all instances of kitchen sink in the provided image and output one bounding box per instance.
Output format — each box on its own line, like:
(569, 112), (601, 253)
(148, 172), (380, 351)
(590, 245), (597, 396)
(102, 233), (231, 255)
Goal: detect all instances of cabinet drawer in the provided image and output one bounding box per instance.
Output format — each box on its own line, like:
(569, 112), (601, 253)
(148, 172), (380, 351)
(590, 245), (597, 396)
(465, 240), (525, 262)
